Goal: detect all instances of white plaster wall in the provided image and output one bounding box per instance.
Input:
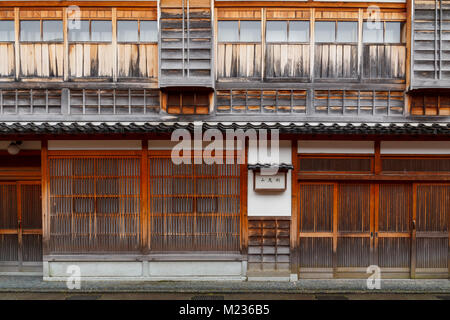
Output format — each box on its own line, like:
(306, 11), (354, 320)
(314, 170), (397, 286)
(248, 140), (292, 217)
(298, 140), (374, 154)
(48, 140), (142, 150)
(380, 141), (450, 154)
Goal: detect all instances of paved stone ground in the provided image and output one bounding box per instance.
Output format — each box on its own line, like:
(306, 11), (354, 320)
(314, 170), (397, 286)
(1, 292), (450, 300)
(0, 276), (449, 295)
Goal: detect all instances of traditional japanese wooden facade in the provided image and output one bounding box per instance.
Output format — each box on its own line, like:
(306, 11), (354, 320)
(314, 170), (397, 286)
(0, 0), (448, 281)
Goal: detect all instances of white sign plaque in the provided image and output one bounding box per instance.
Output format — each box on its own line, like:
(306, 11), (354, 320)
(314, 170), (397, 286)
(254, 172), (286, 191)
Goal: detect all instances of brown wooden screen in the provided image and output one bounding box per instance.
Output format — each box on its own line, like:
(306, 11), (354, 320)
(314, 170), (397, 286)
(148, 155), (241, 252)
(415, 184), (449, 277)
(0, 182), (42, 270)
(337, 184), (372, 271)
(48, 156), (141, 253)
(298, 183), (334, 274)
(377, 184), (412, 275)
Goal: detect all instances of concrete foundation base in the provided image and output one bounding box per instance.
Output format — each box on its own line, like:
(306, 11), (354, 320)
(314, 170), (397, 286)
(43, 256), (248, 281)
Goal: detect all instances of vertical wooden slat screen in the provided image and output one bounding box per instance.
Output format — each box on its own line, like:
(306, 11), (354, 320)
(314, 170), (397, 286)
(298, 183), (334, 274)
(337, 184), (371, 270)
(20, 183), (42, 262)
(48, 155), (141, 253)
(415, 184), (449, 276)
(377, 184), (412, 274)
(0, 183), (18, 262)
(148, 154), (241, 252)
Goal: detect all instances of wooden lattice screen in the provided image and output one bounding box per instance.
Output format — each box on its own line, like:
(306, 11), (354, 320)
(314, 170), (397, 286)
(148, 155), (242, 252)
(48, 156), (141, 253)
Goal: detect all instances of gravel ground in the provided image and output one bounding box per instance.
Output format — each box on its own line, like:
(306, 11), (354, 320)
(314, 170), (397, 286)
(0, 276), (449, 294)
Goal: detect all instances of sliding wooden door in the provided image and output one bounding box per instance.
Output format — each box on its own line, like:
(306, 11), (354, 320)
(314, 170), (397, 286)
(414, 184), (449, 278)
(376, 183), (412, 278)
(0, 182), (42, 272)
(336, 183), (373, 277)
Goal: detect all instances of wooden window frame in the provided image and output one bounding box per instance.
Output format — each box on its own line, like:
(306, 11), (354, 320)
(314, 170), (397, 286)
(20, 19), (64, 43)
(0, 20), (15, 43)
(116, 19), (158, 44)
(265, 20), (310, 44)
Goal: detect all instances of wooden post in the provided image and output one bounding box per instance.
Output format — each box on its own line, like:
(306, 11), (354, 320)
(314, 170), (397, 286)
(41, 140), (50, 256)
(63, 7), (69, 81)
(261, 8), (265, 82)
(14, 7), (20, 80)
(112, 8), (118, 82)
(17, 183), (23, 271)
(309, 8), (315, 82)
(141, 139), (149, 253)
(240, 142), (248, 255)
(374, 140), (381, 175)
(411, 183), (417, 279)
(290, 139), (299, 278)
(332, 182), (338, 278)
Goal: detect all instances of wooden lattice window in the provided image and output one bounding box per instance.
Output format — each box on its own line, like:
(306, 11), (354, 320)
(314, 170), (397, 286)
(298, 156), (373, 173)
(148, 154), (242, 252)
(48, 155), (141, 253)
(410, 94), (450, 116)
(165, 90), (211, 114)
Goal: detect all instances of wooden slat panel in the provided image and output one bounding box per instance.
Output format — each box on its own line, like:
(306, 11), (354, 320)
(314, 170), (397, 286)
(0, 43), (15, 77)
(20, 43), (64, 77)
(416, 184), (449, 271)
(48, 156), (141, 253)
(248, 217), (290, 271)
(217, 43), (261, 79)
(68, 43), (113, 78)
(314, 44), (358, 79)
(148, 156), (241, 252)
(118, 43), (158, 78)
(363, 44), (406, 79)
(265, 44), (309, 79)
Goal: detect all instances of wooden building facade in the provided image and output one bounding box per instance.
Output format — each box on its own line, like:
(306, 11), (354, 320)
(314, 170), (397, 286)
(0, 0), (448, 281)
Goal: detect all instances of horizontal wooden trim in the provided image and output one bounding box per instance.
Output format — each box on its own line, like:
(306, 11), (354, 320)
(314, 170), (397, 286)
(44, 253), (245, 262)
(377, 232), (411, 238)
(416, 232), (448, 238)
(0, 2), (158, 8)
(22, 229), (42, 235)
(48, 150), (142, 156)
(248, 216), (291, 221)
(0, 229), (18, 235)
(297, 173), (450, 181)
(299, 232), (332, 237)
(214, 2), (406, 10)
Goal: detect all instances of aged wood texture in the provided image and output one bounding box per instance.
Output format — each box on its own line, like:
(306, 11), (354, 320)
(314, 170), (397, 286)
(0, 44), (15, 77)
(217, 44), (262, 79)
(248, 217), (290, 272)
(363, 45), (406, 79)
(265, 44), (310, 79)
(48, 155), (141, 253)
(147, 154), (242, 252)
(314, 44), (358, 79)
(410, 94), (450, 116)
(0, 182), (42, 271)
(118, 44), (158, 78)
(68, 44), (114, 78)
(20, 43), (64, 78)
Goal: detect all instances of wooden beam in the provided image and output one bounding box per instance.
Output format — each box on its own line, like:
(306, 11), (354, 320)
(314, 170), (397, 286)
(290, 139), (299, 277)
(14, 7), (20, 81)
(41, 139), (50, 256)
(141, 139), (149, 253)
(411, 182), (417, 279)
(112, 8), (118, 82)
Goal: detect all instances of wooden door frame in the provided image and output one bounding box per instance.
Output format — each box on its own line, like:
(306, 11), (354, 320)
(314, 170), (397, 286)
(0, 180), (42, 271)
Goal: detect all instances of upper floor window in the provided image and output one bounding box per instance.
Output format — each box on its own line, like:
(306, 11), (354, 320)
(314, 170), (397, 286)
(266, 21), (309, 43)
(218, 20), (261, 42)
(20, 20), (63, 42)
(0, 21), (14, 42)
(69, 20), (112, 42)
(117, 20), (157, 43)
(363, 21), (405, 43)
(315, 21), (358, 43)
